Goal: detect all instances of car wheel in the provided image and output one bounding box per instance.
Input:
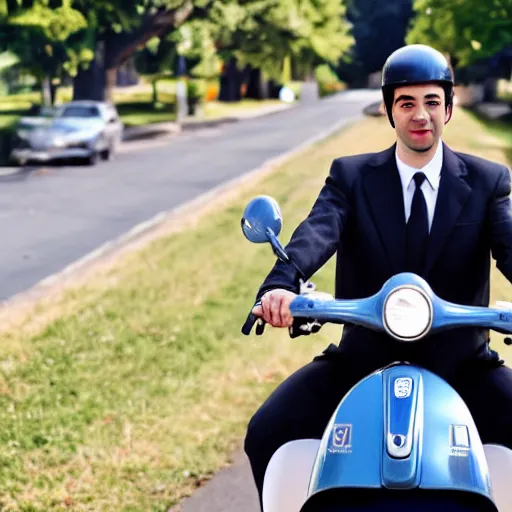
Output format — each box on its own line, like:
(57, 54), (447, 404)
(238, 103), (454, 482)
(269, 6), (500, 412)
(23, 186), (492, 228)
(100, 142), (114, 161)
(85, 151), (99, 166)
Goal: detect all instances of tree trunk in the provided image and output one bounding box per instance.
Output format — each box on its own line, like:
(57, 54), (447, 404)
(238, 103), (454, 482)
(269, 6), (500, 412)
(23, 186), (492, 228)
(73, 59), (105, 101)
(50, 83), (58, 105)
(105, 67), (117, 103)
(73, 41), (106, 101)
(245, 68), (265, 100)
(483, 78), (498, 102)
(444, 53), (455, 82)
(41, 76), (52, 106)
(152, 80), (159, 104)
(72, 4), (194, 102)
(266, 79), (282, 99)
(219, 58), (241, 102)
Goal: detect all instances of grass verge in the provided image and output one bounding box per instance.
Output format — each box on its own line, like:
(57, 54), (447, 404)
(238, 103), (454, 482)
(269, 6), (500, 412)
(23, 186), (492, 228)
(202, 99), (285, 120)
(0, 108), (511, 511)
(0, 88), (290, 130)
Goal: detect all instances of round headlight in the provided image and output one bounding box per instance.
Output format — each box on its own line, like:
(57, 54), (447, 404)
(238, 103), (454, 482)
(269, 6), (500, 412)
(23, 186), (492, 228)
(383, 286), (432, 341)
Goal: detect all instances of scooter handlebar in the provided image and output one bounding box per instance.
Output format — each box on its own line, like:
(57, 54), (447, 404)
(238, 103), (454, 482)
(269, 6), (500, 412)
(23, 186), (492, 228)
(241, 303), (266, 336)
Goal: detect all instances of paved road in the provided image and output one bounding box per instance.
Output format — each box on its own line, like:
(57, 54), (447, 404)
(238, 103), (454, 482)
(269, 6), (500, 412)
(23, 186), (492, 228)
(172, 450), (260, 512)
(0, 89), (380, 302)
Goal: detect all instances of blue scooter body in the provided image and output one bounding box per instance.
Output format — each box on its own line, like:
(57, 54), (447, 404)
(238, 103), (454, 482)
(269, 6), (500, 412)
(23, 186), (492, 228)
(301, 363), (498, 511)
(240, 196), (512, 512)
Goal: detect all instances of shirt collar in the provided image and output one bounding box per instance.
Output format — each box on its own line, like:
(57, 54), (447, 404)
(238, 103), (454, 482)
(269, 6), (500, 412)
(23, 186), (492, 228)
(395, 142), (443, 191)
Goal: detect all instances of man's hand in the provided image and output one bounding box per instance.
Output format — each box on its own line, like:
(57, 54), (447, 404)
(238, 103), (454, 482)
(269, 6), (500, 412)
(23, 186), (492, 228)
(252, 289), (297, 328)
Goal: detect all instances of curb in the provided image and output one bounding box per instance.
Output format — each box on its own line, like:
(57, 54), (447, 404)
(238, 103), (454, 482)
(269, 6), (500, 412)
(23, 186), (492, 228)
(0, 167), (20, 177)
(122, 103), (295, 142)
(0, 107), (362, 314)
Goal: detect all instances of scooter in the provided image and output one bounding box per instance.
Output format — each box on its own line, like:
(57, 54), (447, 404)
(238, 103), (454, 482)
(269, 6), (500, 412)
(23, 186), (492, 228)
(241, 195), (512, 512)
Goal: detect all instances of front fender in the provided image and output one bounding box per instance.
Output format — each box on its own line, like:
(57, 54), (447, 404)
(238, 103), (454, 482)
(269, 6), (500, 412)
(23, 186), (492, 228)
(304, 364), (496, 510)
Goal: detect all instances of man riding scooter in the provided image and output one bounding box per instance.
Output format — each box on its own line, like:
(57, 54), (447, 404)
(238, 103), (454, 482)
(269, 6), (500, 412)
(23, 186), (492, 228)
(243, 44), (512, 509)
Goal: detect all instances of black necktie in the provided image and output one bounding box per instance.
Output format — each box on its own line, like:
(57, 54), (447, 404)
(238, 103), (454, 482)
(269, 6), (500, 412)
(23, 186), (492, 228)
(406, 172), (429, 275)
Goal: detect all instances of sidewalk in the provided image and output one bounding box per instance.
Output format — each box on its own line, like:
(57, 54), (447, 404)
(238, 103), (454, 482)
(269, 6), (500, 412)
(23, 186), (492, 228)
(473, 102), (512, 121)
(169, 450), (259, 512)
(122, 102), (295, 141)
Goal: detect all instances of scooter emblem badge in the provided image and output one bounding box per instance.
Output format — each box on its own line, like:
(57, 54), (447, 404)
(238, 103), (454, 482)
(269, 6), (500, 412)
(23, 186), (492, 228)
(394, 377), (413, 398)
(329, 424), (353, 454)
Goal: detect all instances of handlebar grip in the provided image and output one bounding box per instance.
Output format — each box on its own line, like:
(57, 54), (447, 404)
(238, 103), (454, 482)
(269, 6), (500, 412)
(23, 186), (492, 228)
(256, 319), (266, 335)
(241, 302), (266, 336)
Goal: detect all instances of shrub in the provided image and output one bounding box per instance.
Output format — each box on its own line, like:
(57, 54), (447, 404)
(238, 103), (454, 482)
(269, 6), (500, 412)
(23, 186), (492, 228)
(205, 81), (219, 102)
(315, 64), (345, 98)
(318, 81), (345, 98)
(285, 81), (302, 101)
(187, 79), (207, 101)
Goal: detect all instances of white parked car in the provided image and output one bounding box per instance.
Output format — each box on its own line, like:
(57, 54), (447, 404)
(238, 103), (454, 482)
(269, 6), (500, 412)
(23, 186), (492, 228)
(11, 101), (124, 166)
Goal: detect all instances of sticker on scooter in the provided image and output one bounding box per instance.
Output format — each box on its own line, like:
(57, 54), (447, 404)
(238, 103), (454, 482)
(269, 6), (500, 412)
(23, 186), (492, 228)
(328, 424), (353, 454)
(394, 377), (413, 398)
(450, 424), (470, 457)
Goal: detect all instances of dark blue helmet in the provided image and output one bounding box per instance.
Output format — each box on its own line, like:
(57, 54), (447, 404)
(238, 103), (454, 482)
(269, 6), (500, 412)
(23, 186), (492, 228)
(381, 44), (454, 127)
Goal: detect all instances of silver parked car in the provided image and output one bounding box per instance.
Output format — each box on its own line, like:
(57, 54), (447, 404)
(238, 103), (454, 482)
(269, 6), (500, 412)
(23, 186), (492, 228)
(11, 101), (124, 166)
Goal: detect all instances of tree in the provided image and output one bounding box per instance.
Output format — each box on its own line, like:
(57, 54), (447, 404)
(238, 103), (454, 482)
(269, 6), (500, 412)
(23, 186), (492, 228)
(0, 51), (19, 73)
(0, 0), (91, 105)
(175, 0), (353, 101)
(134, 36), (177, 104)
(71, 0), (195, 102)
(341, 0), (413, 85)
(407, 0), (512, 68)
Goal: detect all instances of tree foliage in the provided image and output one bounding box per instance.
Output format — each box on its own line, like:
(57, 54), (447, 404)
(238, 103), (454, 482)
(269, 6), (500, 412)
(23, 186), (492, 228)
(208, 0), (353, 79)
(137, 0), (353, 86)
(345, 0), (413, 75)
(407, 0), (512, 67)
(2, 0), (354, 100)
(0, 0), (92, 102)
(71, 0), (196, 100)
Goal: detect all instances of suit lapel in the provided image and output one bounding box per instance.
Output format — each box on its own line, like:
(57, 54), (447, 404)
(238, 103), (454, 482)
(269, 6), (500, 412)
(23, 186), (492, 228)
(363, 145), (407, 274)
(424, 144), (471, 275)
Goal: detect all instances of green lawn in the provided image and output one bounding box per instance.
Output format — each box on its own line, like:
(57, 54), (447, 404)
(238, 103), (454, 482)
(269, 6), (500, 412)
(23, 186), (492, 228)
(497, 79), (512, 103)
(0, 108), (510, 510)
(0, 88), (176, 130)
(202, 99), (285, 119)
(464, 110), (512, 167)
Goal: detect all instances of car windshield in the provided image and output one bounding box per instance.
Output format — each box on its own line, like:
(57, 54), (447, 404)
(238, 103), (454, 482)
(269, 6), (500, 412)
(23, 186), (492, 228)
(59, 105), (100, 118)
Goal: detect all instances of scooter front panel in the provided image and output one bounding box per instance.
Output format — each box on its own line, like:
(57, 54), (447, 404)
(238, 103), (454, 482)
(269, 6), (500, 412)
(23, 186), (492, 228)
(305, 364), (496, 510)
(308, 371), (384, 493)
(419, 369), (493, 499)
(381, 366), (423, 489)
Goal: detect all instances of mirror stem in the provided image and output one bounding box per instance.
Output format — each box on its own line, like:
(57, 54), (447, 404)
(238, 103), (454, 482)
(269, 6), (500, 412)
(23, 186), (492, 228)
(266, 227), (306, 279)
(266, 227), (289, 263)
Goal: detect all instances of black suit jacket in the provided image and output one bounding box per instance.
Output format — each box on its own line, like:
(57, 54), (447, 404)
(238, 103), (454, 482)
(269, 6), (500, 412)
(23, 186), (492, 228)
(258, 143), (512, 379)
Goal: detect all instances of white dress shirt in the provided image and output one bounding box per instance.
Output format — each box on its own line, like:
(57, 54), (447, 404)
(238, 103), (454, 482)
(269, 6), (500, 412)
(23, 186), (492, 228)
(395, 142), (443, 232)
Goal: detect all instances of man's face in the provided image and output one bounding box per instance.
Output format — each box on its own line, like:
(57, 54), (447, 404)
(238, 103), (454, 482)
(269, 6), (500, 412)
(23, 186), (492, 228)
(391, 84), (451, 153)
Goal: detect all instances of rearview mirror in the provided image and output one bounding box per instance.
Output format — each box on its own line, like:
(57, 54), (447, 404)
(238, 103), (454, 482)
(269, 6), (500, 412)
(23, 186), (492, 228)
(241, 195), (290, 264)
(241, 195), (282, 242)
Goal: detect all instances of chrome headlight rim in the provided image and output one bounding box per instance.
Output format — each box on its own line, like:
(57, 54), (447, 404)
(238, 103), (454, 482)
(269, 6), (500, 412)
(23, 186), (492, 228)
(382, 285), (433, 342)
